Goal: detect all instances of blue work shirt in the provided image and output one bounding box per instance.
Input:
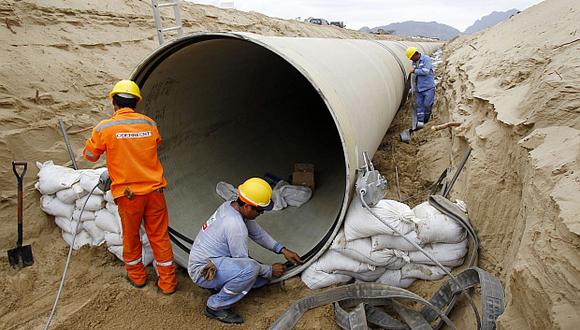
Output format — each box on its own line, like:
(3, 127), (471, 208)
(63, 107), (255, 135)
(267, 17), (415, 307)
(413, 54), (436, 93)
(188, 202), (284, 281)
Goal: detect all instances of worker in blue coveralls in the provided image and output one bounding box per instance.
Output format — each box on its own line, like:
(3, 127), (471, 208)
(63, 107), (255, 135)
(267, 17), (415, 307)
(406, 46), (436, 129)
(188, 177), (303, 324)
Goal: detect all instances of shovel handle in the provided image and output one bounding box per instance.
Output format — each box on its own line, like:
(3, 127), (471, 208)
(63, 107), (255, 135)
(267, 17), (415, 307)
(12, 161), (28, 182)
(12, 161), (27, 245)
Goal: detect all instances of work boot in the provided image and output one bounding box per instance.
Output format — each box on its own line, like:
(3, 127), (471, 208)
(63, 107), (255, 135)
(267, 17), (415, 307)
(156, 279), (176, 295)
(204, 306), (244, 324)
(126, 276), (146, 289)
(416, 121), (425, 129)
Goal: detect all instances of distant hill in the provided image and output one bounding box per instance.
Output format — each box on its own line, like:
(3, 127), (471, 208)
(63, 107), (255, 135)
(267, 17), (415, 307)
(359, 21), (461, 40)
(464, 9), (520, 34)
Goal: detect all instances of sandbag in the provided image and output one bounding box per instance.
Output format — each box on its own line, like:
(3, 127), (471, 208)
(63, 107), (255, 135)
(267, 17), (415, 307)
(95, 209), (122, 233)
(62, 231), (92, 250)
(41, 195), (74, 219)
(316, 250), (375, 274)
(107, 244), (154, 266)
(104, 232), (123, 246)
(105, 202), (118, 215)
(56, 183), (87, 204)
(271, 180), (312, 211)
(301, 265), (351, 290)
(83, 220), (105, 246)
(371, 231), (422, 251)
(401, 263), (449, 281)
(75, 194), (105, 211)
(375, 269), (416, 288)
(413, 202), (467, 244)
(409, 240), (468, 267)
(79, 169), (107, 195)
(344, 198), (416, 241)
(55, 217), (83, 234)
(36, 161), (80, 194)
(72, 208), (96, 222)
(104, 190), (115, 203)
(331, 231), (409, 267)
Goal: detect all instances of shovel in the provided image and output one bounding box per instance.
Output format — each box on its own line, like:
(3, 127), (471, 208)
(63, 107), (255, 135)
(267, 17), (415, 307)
(8, 161), (34, 268)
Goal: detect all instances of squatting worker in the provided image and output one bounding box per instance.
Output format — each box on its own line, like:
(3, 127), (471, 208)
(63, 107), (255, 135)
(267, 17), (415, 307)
(406, 47), (436, 128)
(82, 80), (177, 295)
(188, 177), (303, 324)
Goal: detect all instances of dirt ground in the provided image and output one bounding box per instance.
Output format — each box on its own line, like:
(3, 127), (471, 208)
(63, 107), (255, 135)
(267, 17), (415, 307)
(1, 0), (579, 329)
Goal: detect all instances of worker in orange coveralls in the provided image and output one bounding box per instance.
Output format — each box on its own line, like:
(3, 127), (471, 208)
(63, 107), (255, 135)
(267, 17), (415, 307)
(82, 80), (177, 294)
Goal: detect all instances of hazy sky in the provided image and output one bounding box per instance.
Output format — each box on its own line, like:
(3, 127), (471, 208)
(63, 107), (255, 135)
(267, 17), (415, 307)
(188, 0), (545, 31)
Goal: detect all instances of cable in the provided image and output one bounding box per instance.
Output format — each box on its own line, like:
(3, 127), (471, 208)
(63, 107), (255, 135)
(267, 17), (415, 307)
(358, 191), (482, 330)
(43, 184), (98, 330)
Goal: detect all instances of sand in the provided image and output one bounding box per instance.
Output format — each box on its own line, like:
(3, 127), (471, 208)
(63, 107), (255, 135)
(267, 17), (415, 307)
(1, 0), (579, 329)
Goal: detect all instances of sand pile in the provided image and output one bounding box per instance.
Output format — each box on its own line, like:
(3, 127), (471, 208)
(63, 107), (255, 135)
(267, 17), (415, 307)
(409, 0), (578, 328)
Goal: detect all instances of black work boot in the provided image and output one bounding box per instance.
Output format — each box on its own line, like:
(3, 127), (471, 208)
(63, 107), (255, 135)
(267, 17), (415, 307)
(204, 306), (244, 324)
(126, 276), (146, 289)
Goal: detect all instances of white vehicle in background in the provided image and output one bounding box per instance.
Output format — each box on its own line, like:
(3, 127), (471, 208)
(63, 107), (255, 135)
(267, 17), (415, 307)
(305, 17), (329, 25)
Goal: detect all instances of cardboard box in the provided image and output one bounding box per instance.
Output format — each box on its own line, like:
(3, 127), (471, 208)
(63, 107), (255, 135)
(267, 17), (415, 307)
(292, 163), (315, 190)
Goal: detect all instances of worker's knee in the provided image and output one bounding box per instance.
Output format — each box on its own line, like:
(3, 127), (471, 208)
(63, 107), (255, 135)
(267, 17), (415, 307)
(239, 259), (260, 279)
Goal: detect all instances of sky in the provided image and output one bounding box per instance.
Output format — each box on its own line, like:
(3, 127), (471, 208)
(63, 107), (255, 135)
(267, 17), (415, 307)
(188, 0), (545, 31)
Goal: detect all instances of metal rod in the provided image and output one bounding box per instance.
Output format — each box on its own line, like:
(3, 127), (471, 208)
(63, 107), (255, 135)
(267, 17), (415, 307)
(58, 119), (78, 170)
(443, 146), (472, 198)
(391, 145), (402, 201)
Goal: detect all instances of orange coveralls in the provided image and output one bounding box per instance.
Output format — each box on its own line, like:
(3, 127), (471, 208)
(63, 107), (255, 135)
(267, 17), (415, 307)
(83, 108), (176, 293)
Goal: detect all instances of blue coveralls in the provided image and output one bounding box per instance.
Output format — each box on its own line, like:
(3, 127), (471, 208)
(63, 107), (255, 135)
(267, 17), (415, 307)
(188, 202), (284, 310)
(412, 54), (436, 124)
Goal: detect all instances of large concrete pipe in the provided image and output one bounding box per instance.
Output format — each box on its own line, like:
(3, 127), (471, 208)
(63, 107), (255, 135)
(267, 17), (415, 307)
(130, 32), (441, 281)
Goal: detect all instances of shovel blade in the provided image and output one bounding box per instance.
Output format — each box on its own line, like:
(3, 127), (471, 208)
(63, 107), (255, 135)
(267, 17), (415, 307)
(7, 245), (34, 268)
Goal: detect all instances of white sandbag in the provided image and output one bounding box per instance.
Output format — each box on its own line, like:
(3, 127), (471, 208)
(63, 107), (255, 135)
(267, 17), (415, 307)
(371, 231), (422, 251)
(375, 269), (416, 288)
(104, 232), (123, 246)
(104, 190), (115, 203)
(72, 208), (96, 222)
(215, 181), (237, 201)
(316, 250), (375, 274)
(408, 240), (468, 267)
(331, 231), (409, 267)
(83, 220), (105, 246)
(55, 217), (83, 234)
(105, 202), (118, 215)
(271, 180), (312, 211)
(56, 183), (87, 204)
(36, 161), (80, 194)
(41, 195), (74, 219)
(334, 268), (386, 282)
(62, 230), (92, 250)
(344, 198), (416, 241)
(95, 209), (122, 233)
(107, 244), (154, 266)
(413, 202), (467, 244)
(108, 245), (124, 260)
(75, 194), (105, 211)
(301, 264), (351, 290)
(79, 169), (107, 195)
(142, 244), (154, 266)
(401, 263), (449, 281)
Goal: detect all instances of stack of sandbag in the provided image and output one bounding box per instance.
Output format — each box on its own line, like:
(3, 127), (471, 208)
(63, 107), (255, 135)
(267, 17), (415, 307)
(301, 197), (468, 290)
(36, 161), (153, 265)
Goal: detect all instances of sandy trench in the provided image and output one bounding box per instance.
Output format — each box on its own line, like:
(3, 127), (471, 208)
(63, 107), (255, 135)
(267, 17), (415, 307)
(1, 0), (579, 329)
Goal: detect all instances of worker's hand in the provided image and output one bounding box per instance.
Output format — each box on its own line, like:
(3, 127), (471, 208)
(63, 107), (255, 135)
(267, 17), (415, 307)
(271, 263), (286, 277)
(281, 248), (303, 265)
(409, 67), (415, 74)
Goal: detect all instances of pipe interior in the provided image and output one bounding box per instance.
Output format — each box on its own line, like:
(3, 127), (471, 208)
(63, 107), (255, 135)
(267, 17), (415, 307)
(139, 37), (346, 266)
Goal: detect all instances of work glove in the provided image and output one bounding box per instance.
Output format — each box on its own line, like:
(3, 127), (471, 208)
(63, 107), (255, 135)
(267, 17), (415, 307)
(409, 67), (415, 74)
(201, 260), (217, 281)
(98, 170), (111, 192)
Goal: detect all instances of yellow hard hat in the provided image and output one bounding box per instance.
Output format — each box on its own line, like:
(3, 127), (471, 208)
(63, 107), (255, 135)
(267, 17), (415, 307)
(108, 80), (142, 102)
(405, 47), (418, 60)
(238, 177), (274, 211)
